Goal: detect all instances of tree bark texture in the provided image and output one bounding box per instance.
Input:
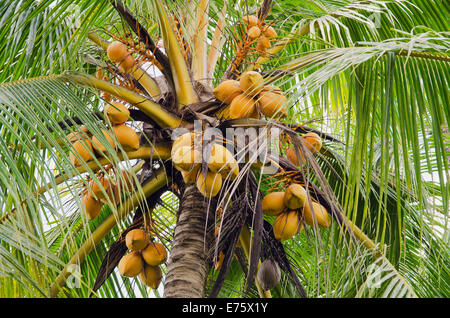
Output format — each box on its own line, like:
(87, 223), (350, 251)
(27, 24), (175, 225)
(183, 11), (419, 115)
(163, 184), (215, 298)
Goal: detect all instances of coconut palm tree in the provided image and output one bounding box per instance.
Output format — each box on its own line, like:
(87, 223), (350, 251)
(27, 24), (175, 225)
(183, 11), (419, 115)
(0, 0), (448, 298)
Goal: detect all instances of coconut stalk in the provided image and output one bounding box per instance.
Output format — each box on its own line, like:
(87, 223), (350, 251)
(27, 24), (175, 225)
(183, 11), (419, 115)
(191, 0), (209, 84)
(64, 74), (186, 128)
(87, 33), (162, 100)
(152, 0), (198, 109)
(48, 168), (169, 297)
(206, 0), (228, 86)
(339, 216), (418, 297)
(244, 22), (311, 73)
(36, 144), (171, 196)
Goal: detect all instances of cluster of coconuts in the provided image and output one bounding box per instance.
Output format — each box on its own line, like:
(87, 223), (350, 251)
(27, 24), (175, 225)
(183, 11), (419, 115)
(213, 71), (288, 119)
(68, 101), (139, 168)
(242, 15), (277, 56)
(171, 132), (239, 198)
(262, 183), (331, 241)
(118, 229), (167, 289)
(106, 40), (137, 73)
(81, 169), (135, 221)
(286, 132), (323, 167)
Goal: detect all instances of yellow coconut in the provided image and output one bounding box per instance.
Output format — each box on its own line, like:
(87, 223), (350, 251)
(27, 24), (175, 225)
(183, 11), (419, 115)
(117, 54), (136, 73)
(243, 15), (259, 26)
(118, 251), (144, 277)
(172, 146), (202, 171)
(247, 26), (262, 39)
(104, 102), (130, 124)
(181, 164), (200, 184)
(302, 132), (323, 154)
(286, 146), (305, 167)
(112, 124), (140, 151)
(125, 229), (150, 251)
(207, 144), (238, 177)
(239, 71), (264, 96)
(89, 175), (112, 201)
(213, 80), (242, 104)
(91, 129), (117, 154)
(69, 139), (94, 167)
(196, 170), (223, 198)
(107, 41), (128, 63)
(258, 90), (288, 118)
(229, 94), (258, 119)
(262, 192), (286, 216)
(139, 264), (163, 289)
(262, 25), (277, 38)
(258, 35), (271, 49)
(256, 40), (267, 56)
(141, 241), (167, 266)
(66, 125), (90, 143)
(172, 132), (198, 152)
(284, 183), (307, 210)
(82, 192), (103, 220)
(302, 201), (331, 228)
(273, 211), (302, 241)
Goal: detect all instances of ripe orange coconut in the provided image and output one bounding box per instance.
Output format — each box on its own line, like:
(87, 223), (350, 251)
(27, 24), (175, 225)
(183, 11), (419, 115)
(89, 175), (112, 201)
(181, 164), (200, 184)
(66, 125), (90, 143)
(125, 229), (150, 251)
(243, 15), (259, 27)
(207, 144), (239, 179)
(107, 41), (128, 63)
(229, 94), (258, 119)
(117, 54), (136, 73)
(262, 192), (286, 216)
(302, 132), (323, 154)
(302, 201), (331, 228)
(196, 170), (223, 198)
(82, 192), (103, 220)
(91, 129), (117, 154)
(112, 124), (140, 151)
(239, 71), (264, 96)
(284, 183), (307, 210)
(172, 132), (203, 152)
(172, 146), (202, 171)
(139, 264), (163, 289)
(262, 25), (277, 38)
(118, 251), (144, 277)
(247, 26), (262, 39)
(104, 102), (130, 124)
(213, 80), (242, 104)
(286, 146), (305, 166)
(142, 241), (168, 266)
(258, 89), (288, 118)
(272, 210), (303, 241)
(69, 139), (94, 167)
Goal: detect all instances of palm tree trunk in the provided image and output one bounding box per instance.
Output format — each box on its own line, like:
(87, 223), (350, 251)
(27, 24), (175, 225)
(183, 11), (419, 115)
(163, 184), (214, 298)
